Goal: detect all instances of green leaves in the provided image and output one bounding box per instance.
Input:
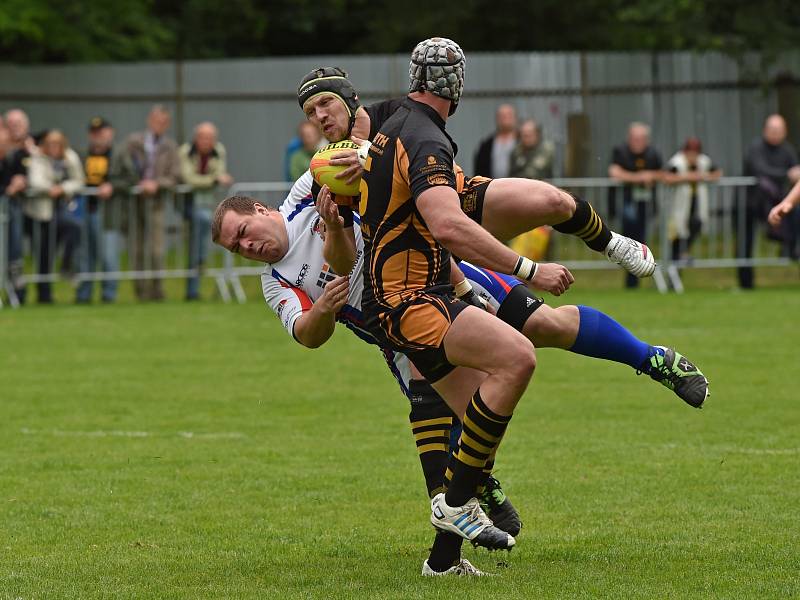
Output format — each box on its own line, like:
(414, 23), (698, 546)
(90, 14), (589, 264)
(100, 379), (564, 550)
(1, 0), (799, 63)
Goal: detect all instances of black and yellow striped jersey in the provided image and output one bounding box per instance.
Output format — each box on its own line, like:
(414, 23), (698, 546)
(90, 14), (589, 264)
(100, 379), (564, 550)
(359, 97), (458, 312)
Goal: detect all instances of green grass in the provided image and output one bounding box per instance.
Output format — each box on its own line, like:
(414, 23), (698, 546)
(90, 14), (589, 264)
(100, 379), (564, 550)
(1, 286), (799, 598)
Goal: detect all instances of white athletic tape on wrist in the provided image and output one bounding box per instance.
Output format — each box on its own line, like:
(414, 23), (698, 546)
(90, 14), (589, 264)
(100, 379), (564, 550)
(454, 279), (473, 297)
(513, 256), (538, 281)
(357, 141), (371, 167)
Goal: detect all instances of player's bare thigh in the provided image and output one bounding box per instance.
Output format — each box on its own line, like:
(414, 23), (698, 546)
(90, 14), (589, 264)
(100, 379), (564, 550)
(480, 177), (576, 242)
(521, 304), (580, 349)
(431, 305), (536, 416)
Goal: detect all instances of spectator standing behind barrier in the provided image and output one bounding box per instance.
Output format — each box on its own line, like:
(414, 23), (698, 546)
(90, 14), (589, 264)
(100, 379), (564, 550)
(288, 121), (322, 181)
(116, 105), (180, 301)
(609, 122), (663, 289)
(662, 137), (722, 261)
(739, 115), (800, 288)
(1, 127), (26, 297)
(24, 130), (84, 304)
(509, 119), (555, 180)
(474, 103), (518, 178)
(76, 117), (124, 304)
(4, 109), (35, 301)
(179, 121), (233, 301)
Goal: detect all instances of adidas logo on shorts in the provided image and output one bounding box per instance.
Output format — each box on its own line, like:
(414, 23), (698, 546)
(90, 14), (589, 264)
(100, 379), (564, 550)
(526, 297), (534, 308)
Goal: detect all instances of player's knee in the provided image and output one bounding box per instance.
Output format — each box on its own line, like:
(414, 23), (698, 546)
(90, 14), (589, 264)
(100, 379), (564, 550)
(507, 335), (536, 381)
(549, 188), (575, 221)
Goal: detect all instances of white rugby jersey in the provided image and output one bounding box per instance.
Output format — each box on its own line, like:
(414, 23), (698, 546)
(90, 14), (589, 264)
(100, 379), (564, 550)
(261, 171), (372, 344)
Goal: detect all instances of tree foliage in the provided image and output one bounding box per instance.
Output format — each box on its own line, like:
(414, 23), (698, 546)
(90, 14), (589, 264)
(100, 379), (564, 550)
(1, 0), (798, 63)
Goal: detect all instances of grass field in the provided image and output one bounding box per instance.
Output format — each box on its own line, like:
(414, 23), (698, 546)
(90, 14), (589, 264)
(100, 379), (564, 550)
(2, 284), (799, 598)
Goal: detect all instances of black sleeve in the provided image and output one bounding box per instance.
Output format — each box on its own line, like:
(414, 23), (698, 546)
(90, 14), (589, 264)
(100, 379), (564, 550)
(365, 98), (404, 141)
(337, 204), (354, 228)
(786, 144), (799, 168)
(9, 149), (28, 176)
(611, 145), (626, 168)
(473, 137), (491, 177)
(408, 138), (457, 201)
(651, 149), (663, 169)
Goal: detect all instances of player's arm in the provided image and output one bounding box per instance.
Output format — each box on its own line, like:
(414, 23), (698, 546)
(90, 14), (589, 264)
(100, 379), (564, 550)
(768, 179), (800, 227)
(449, 258), (491, 312)
(316, 184), (357, 275)
(293, 276), (350, 348)
(417, 186), (574, 296)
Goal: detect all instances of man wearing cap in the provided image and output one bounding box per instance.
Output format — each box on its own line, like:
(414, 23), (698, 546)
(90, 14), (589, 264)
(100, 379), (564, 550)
(76, 117), (123, 303)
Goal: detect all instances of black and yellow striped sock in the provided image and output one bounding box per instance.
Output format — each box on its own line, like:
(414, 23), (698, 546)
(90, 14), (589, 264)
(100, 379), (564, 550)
(475, 448), (499, 496)
(553, 195), (612, 253)
(444, 389), (512, 508)
(408, 379), (456, 498)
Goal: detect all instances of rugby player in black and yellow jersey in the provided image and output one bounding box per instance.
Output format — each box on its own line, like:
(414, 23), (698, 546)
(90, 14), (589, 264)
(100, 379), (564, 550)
(358, 38), (577, 575)
(297, 57), (709, 575)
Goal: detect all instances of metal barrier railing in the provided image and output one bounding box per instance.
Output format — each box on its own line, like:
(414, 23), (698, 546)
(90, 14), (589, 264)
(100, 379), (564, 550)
(3, 176), (797, 308)
(0, 195), (8, 308)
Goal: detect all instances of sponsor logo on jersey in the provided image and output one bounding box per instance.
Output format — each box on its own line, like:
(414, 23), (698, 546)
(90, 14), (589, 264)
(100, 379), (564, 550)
(295, 263), (310, 287)
(316, 263), (337, 288)
(311, 216), (325, 240)
(276, 299), (287, 317)
(349, 249), (363, 276)
(427, 155), (437, 165)
(461, 190), (478, 214)
(427, 174), (450, 186)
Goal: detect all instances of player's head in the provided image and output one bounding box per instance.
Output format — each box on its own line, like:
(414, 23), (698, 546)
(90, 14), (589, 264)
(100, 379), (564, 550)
(408, 37), (465, 115)
(298, 67), (360, 142)
(212, 195), (283, 263)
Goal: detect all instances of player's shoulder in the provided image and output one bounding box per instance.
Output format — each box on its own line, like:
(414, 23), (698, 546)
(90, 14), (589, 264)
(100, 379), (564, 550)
(365, 97), (405, 138)
(279, 170), (314, 217)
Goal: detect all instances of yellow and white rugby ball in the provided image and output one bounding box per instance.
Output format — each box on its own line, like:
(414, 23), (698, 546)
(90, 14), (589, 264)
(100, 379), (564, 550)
(309, 140), (362, 196)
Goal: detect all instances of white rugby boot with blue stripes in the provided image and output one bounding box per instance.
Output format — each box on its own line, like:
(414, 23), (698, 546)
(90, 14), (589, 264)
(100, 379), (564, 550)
(430, 493), (516, 551)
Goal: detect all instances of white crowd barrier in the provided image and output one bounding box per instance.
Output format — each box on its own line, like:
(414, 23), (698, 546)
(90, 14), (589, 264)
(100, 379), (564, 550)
(3, 176), (797, 308)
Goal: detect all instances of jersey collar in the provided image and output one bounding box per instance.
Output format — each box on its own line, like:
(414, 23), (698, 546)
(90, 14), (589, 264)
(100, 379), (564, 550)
(402, 97), (458, 157)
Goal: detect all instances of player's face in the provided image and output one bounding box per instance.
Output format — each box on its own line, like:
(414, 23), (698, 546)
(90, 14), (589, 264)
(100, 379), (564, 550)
(218, 204), (285, 263)
(304, 94), (349, 142)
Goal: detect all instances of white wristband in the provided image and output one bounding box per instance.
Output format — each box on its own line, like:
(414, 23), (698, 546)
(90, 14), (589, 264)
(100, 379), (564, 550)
(513, 256), (538, 281)
(454, 279), (473, 297)
(356, 141), (372, 167)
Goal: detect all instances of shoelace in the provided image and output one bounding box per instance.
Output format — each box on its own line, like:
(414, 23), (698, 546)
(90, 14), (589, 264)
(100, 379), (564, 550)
(465, 500), (491, 528)
(481, 479), (504, 510)
(454, 559), (482, 575)
(652, 362), (682, 389)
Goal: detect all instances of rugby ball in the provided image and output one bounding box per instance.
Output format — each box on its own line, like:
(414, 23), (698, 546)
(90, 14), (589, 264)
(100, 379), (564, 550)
(309, 141), (362, 196)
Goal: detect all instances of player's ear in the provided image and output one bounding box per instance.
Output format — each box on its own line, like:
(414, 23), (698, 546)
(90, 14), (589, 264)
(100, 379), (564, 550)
(253, 202), (269, 215)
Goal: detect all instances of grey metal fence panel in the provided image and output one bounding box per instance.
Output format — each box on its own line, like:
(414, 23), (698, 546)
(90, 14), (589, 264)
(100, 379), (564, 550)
(2, 51), (798, 184)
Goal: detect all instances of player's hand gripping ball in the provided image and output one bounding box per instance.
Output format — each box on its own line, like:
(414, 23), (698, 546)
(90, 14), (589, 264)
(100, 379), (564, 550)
(310, 140), (362, 196)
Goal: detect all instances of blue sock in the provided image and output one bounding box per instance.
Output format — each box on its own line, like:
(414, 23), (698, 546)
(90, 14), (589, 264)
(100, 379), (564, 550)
(569, 305), (661, 370)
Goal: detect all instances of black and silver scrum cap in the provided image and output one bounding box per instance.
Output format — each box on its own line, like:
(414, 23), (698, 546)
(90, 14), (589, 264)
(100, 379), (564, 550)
(297, 67), (361, 133)
(409, 37), (465, 115)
